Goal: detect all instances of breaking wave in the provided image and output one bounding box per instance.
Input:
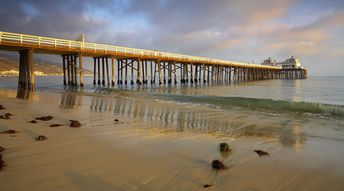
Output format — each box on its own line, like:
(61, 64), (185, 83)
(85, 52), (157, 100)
(153, 94), (344, 118)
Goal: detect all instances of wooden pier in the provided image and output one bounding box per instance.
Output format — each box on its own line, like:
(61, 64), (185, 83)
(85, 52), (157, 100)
(0, 31), (307, 89)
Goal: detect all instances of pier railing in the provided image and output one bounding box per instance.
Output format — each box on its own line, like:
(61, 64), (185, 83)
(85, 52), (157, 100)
(0, 31), (281, 69)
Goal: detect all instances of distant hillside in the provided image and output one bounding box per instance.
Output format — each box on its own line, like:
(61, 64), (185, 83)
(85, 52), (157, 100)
(0, 53), (92, 76)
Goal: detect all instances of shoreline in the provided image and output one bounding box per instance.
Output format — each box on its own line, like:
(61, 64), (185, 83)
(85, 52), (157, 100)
(1, 89), (344, 190)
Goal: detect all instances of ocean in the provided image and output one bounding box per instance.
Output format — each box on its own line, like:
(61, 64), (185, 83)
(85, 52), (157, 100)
(0, 76), (343, 138)
(1, 76), (344, 104)
(1, 76), (343, 115)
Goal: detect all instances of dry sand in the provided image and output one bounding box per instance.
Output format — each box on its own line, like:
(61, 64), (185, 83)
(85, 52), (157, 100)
(1, 91), (344, 191)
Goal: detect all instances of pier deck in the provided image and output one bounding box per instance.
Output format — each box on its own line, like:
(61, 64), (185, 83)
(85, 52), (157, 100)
(0, 31), (307, 89)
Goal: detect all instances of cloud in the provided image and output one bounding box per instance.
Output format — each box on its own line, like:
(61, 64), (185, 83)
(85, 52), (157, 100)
(262, 9), (344, 57)
(0, 0), (110, 39)
(0, 0), (343, 75)
(299, 9), (344, 30)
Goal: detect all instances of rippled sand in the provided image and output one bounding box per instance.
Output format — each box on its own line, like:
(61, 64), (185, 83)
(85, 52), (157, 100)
(1, 88), (344, 190)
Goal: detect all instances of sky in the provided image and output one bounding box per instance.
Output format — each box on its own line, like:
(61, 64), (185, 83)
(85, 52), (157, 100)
(0, 0), (343, 76)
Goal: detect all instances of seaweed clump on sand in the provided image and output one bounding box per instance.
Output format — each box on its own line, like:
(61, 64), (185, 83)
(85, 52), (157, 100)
(212, 160), (228, 170)
(0, 146), (5, 170)
(114, 119), (120, 124)
(35, 116), (53, 121)
(0, 154), (4, 171)
(204, 160), (230, 188)
(29, 120), (37, 123)
(254, 149), (270, 156)
(70, 120), (81, 128)
(0, 146), (4, 170)
(0, 105), (5, 110)
(50, 124), (63, 127)
(0, 113), (13, 120)
(35, 135), (47, 141)
(0, 129), (19, 134)
(219, 142), (231, 152)
(203, 184), (213, 188)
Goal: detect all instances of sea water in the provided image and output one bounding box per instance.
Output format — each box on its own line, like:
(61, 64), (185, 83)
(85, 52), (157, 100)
(1, 76), (343, 104)
(0, 76), (343, 143)
(1, 76), (343, 114)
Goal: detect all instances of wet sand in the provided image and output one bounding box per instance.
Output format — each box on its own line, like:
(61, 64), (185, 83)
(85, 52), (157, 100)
(1, 89), (344, 190)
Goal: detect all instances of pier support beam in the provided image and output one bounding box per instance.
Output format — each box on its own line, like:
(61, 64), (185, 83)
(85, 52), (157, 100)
(63, 56), (67, 85)
(97, 58), (101, 85)
(137, 59), (142, 84)
(163, 62), (166, 84)
(117, 60), (120, 84)
(150, 61), (154, 84)
(173, 62), (177, 84)
(207, 65), (210, 83)
(167, 62), (172, 84)
(157, 60), (162, 84)
(18, 49), (35, 90)
(180, 63), (183, 83)
(131, 59), (134, 85)
(194, 64), (198, 83)
(154, 61), (157, 84)
(106, 57), (110, 86)
(79, 54), (84, 87)
(190, 64), (194, 84)
(145, 61), (148, 84)
(203, 64), (206, 84)
(125, 59), (128, 84)
(111, 57), (115, 86)
(120, 60), (124, 84)
(73, 55), (77, 86)
(185, 64), (188, 83)
(67, 55), (71, 85)
(93, 58), (96, 85)
(62, 54), (78, 86)
(141, 60), (144, 84)
(101, 57), (105, 86)
(198, 64), (202, 83)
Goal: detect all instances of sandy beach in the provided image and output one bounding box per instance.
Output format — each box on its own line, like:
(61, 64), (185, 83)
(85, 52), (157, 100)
(1, 0), (344, 189)
(1, 88), (344, 191)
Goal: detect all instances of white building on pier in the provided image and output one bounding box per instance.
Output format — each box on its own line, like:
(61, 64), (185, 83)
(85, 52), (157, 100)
(261, 56), (302, 69)
(261, 57), (277, 66)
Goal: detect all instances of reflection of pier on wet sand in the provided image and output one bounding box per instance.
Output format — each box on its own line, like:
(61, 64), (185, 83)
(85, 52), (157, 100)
(86, 90), (307, 147)
(16, 88), (34, 100)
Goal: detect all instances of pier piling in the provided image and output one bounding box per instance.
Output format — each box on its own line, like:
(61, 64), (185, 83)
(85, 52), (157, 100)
(18, 49), (35, 90)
